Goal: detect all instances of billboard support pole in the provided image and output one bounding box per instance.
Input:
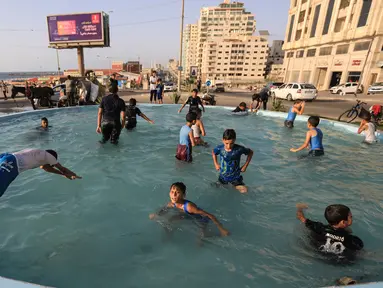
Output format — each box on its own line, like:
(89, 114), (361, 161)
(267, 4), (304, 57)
(56, 49), (61, 76)
(177, 0), (185, 93)
(77, 47), (85, 77)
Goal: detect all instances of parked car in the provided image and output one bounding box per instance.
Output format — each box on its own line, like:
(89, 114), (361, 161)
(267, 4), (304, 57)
(266, 82), (284, 95)
(214, 83), (225, 93)
(367, 82), (383, 95)
(330, 82), (362, 95)
(272, 83), (317, 101)
(164, 82), (176, 92)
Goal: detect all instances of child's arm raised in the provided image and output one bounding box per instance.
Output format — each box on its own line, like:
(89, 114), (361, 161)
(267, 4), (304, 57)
(241, 149), (254, 172)
(140, 112), (155, 124)
(290, 131), (311, 152)
(149, 202), (172, 220)
(296, 203), (308, 223)
(186, 203), (230, 236)
(298, 101), (306, 115)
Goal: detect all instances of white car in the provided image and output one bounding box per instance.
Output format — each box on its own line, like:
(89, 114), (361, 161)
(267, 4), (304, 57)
(367, 82), (383, 95)
(330, 82), (362, 95)
(164, 82), (176, 92)
(272, 83), (317, 101)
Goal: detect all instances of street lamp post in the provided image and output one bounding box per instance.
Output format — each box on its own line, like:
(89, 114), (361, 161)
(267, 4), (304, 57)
(177, 0), (185, 93)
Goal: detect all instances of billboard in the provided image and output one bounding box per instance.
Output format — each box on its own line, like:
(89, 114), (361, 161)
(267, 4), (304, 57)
(190, 66), (198, 77)
(47, 12), (110, 47)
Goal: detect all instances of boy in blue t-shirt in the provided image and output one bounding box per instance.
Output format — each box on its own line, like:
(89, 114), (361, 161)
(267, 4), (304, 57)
(212, 129), (253, 193)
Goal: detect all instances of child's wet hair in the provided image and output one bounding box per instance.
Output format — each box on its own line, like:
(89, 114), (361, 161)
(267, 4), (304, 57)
(239, 102), (247, 108)
(223, 129), (236, 140)
(186, 112), (197, 122)
(294, 100), (302, 105)
(252, 94), (260, 101)
(129, 98), (137, 106)
(308, 116), (320, 127)
(46, 149), (58, 160)
(171, 182), (186, 194)
(41, 117), (48, 124)
(324, 204), (350, 225)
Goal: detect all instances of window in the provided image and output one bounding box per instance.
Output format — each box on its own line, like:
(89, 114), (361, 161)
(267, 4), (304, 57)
(336, 44), (349, 54)
(348, 71), (361, 82)
(298, 10), (306, 23)
(287, 14), (295, 42)
(319, 46), (332, 56)
(334, 17), (346, 32)
(293, 84), (299, 89)
(296, 50), (304, 58)
(358, 0), (372, 27)
(295, 29), (302, 41)
(354, 41), (370, 51)
(307, 48), (316, 57)
(286, 51), (294, 58)
(286, 84), (293, 89)
(339, 0), (350, 9)
(310, 5), (321, 37)
(322, 0), (335, 35)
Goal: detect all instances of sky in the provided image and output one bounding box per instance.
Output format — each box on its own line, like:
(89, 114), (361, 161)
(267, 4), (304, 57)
(0, 0), (290, 72)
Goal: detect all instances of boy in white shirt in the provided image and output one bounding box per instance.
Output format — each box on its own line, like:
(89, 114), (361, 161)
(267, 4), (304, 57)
(358, 114), (377, 144)
(0, 149), (81, 197)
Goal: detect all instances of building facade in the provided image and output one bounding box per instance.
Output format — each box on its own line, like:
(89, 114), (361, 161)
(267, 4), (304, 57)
(182, 24), (199, 77)
(183, 1), (257, 81)
(201, 35), (269, 83)
(283, 0), (383, 90)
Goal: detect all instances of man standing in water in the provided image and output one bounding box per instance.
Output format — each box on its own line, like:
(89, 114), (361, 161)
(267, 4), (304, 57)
(97, 86), (126, 144)
(0, 149), (81, 197)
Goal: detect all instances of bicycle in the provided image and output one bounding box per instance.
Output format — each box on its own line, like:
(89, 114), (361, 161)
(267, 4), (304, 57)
(337, 99), (367, 123)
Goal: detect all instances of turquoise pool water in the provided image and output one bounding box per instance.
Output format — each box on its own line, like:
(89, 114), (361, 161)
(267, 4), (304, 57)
(0, 105), (382, 288)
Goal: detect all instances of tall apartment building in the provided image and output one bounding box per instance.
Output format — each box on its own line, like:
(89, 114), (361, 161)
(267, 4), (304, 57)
(182, 24), (199, 77)
(283, 0), (383, 90)
(201, 35), (269, 82)
(183, 1), (257, 81)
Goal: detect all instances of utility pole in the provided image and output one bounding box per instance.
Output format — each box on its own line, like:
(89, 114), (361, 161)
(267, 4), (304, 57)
(177, 0), (185, 93)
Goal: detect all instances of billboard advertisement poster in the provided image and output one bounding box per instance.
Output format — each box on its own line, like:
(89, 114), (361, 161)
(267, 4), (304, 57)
(47, 12), (104, 44)
(190, 66), (198, 77)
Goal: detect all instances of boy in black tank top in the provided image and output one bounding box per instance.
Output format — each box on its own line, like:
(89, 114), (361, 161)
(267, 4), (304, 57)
(178, 89), (205, 118)
(125, 98), (154, 130)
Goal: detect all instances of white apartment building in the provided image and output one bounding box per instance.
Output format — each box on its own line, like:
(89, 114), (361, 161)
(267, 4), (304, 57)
(183, 1), (257, 81)
(283, 0), (383, 90)
(201, 35), (269, 83)
(182, 24), (199, 77)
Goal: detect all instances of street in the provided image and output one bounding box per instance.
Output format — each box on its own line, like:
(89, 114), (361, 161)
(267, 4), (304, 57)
(1, 90), (383, 122)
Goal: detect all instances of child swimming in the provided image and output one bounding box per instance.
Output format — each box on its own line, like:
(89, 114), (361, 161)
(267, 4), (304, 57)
(285, 101), (305, 128)
(232, 102), (248, 115)
(149, 182), (230, 237)
(212, 129), (253, 193)
(175, 112), (197, 162)
(357, 114), (377, 144)
(296, 203), (363, 262)
(290, 116), (324, 156)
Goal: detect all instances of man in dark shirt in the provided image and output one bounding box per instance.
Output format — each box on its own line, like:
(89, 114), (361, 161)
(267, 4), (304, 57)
(109, 74), (118, 93)
(296, 203), (364, 262)
(97, 86), (126, 144)
(178, 89), (205, 118)
(259, 88), (269, 111)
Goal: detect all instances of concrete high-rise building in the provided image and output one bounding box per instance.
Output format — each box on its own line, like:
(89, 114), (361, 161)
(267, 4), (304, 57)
(182, 24), (199, 77)
(283, 0), (383, 90)
(201, 35), (269, 83)
(183, 1), (257, 81)
(265, 40), (285, 79)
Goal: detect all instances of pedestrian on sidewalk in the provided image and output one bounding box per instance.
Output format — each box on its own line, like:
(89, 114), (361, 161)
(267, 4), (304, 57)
(1, 80), (8, 100)
(196, 77), (202, 92)
(149, 71), (158, 104)
(65, 75), (76, 106)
